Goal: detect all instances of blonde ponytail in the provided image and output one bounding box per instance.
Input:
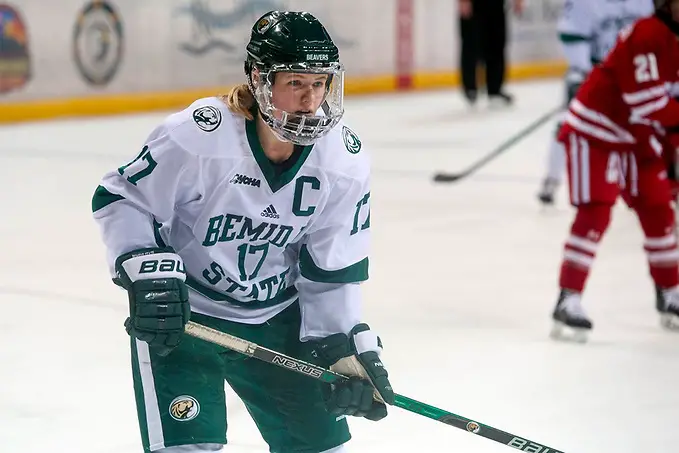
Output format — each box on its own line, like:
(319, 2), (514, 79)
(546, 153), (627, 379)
(221, 84), (255, 120)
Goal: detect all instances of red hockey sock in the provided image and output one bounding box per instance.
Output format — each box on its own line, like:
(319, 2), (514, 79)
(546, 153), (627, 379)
(636, 203), (679, 289)
(559, 204), (612, 292)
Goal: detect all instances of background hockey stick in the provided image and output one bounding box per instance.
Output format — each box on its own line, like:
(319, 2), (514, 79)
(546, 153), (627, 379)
(185, 321), (566, 453)
(432, 105), (562, 183)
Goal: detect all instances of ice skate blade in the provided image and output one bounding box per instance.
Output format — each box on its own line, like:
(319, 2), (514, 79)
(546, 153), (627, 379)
(660, 313), (679, 331)
(550, 321), (589, 343)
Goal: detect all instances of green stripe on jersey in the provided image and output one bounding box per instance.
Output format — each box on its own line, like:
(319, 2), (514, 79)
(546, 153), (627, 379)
(299, 245), (369, 284)
(92, 185), (124, 212)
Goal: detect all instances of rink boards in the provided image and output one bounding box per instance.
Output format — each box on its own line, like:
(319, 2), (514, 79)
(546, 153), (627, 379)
(0, 0), (566, 123)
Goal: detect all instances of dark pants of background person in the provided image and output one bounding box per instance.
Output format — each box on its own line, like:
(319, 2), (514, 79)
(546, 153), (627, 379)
(458, 0), (508, 97)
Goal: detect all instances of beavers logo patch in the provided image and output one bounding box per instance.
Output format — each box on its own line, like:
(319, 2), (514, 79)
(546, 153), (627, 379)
(466, 421), (481, 433)
(169, 395), (200, 421)
(256, 17), (272, 34)
(342, 126), (361, 154)
(192, 105), (221, 132)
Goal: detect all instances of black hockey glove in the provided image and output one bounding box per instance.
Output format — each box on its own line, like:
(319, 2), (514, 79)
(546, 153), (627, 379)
(115, 247), (190, 356)
(565, 68), (586, 104)
(308, 324), (394, 421)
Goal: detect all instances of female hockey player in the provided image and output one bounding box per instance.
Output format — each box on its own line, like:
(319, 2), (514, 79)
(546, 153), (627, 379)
(550, 0), (679, 342)
(91, 11), (393, 453)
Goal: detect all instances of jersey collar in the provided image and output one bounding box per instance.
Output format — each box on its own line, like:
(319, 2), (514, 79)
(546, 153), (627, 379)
(245, 116), (314, 193)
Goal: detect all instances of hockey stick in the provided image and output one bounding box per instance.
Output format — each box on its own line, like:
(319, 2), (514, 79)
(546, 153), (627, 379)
(432, 105), (562, 183)
(185, 321), (566, 453)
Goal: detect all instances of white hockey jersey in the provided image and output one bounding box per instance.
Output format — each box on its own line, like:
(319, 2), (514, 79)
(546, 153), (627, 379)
(558, 0), (654, 72)
(92, 97), (371, 340)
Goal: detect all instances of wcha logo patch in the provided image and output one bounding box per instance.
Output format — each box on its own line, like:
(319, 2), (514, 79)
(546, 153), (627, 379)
(342, 126), (361, 154)
(230, 173), (261, 187)
(192, 105), (222, 132)
(169, 395), (200, 422)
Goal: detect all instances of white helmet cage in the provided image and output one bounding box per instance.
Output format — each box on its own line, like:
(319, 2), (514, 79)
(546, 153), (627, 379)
(247, 61), (345, 146)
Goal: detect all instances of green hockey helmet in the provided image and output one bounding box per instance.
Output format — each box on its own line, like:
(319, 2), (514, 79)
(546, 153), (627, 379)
(245, 11), (344, 145)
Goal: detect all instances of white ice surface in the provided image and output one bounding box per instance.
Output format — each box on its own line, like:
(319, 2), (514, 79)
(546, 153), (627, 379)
(1, 79), (678, 453)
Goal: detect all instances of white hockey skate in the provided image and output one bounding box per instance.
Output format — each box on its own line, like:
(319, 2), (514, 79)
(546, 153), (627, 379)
(550, 290), (593, 343)
(656, 286), (679, 331)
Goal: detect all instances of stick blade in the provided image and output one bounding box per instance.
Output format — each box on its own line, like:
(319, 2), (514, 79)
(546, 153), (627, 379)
(432, 172), (463, 183)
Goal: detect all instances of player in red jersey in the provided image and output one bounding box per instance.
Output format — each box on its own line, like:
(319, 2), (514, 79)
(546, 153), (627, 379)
(551, 0), (679, 342)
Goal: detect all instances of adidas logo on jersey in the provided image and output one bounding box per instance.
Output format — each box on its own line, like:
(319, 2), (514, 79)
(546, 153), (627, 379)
(261, 204), (280, 219)
(230, 173), (261, 187)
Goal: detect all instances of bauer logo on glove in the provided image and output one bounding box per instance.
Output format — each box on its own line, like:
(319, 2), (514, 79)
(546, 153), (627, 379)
(115, 247), (191, 356)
